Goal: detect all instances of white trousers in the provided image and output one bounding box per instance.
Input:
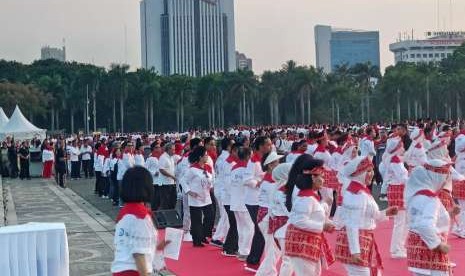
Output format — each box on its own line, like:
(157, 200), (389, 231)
(390, 210), (408, 256)
(234, 210), (254, 256)
(277, 238), (294, 276)
(256, 216), (279, 276)
(212, 197), (229, 241)
(344, 264), (378, 276)
(182, 193), (191, 231)
(320, 187), (334, 207)
(290, 257), (320, 276)
(453, 199), (465, 236)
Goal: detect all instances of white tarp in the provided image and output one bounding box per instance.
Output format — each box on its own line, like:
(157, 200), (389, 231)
(0, 107), (8, 130)
(0, 105), (46, 141)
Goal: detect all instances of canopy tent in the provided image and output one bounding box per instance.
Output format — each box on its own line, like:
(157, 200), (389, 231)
(0, 107), (8, 130)
(0, 105), (46, 141)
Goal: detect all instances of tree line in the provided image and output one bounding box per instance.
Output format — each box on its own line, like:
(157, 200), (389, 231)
(0, 43), (464, 133)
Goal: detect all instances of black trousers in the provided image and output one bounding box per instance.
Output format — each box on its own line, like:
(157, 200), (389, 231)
(82, 160), (91, 178)
(94, 171), (102, 194)
(151, 185), (161, 211)
(223, 205), (238, 253)
(19, 160), (30, 179)
(246, 204), (265, 265)
(71, 161), (80, 179)
(189, 204), (214, 246)
(111, 177), (119, 203)
(56, 169), (66, 187)
(101, 177), (110, 196)
(159, 185), (177, 209)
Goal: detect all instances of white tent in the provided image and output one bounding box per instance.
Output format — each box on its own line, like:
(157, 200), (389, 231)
(0, 105), (46, 141)
(0, 107), (8, 130)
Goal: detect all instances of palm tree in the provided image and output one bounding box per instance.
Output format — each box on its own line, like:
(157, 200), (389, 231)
(108, 64), (129, 133)
(225, 70), (258, 125)
(294, 66), (324, 124)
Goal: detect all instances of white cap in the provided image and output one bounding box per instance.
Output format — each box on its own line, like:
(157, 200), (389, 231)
(263, 151), (283, 166)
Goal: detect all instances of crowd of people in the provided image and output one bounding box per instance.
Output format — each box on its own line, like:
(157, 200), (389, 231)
(1, 119), (463, 276)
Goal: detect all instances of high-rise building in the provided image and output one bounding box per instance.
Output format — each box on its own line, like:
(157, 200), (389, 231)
(235, 51), (252, 71)
(41, 46), (66, 62)
(389, 31), (465, 64)
(140, 0), (236, 77)
(315, 25), (380, 73)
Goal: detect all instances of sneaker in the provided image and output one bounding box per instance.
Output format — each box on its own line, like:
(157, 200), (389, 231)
(193, 243), (205, 248)
(244, 263), (259, 273)
(210, 240), (224, 248)
(183, 233), (193, 242)
(222, 251), (237, 257)
(236, 254), (248, 261)
(379, 195), (388, 202)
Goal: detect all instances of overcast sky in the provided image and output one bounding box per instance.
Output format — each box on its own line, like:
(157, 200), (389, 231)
(1, 0), (464, 74)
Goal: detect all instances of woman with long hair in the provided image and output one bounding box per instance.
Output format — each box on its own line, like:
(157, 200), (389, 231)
(284, 158), (335, 275)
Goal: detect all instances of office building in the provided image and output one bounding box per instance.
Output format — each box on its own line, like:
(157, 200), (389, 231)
(140, 0), (236, 77)
(235, 51), (252, 71)
(315, 25), (380, 73)
(389, 31), (465, 64)
(41, 46), (66, 62)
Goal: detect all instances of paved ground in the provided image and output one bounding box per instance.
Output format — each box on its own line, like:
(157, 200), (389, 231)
(2, 177), (115, 276)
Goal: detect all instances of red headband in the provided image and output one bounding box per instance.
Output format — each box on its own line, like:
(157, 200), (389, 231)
(350, 157), (374, 177)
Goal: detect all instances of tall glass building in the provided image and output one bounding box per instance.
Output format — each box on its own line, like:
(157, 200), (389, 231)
(315, 25), (380, 73)
(141, 0), (236, 77)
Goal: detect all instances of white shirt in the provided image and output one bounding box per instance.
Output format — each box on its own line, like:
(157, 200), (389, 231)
(70, 146), (80, 162)
(360, 137), (376, 157)
(42, 149), (54, 162)
(244, 158), (263, 205)
(270, 187), (289, 217)
(183, 165), (213, 207)
(379, 155), (408, 185)
(214, 151), (229, 201)
(288, 192), (326, 233)
(134, 153), (146, 167)
(146, 156), (160, 185)
(339, 186), (388, 254)
(80, 145), (92, 161)
(407, 194), (450, 275)
(111, 214), (165, 274)
(257, 174), (277, 208)
(230, 163), (255, 212)
(221, 157), (236, 206)
(158, 152), (176, 185)
(118, 152), (135, 181)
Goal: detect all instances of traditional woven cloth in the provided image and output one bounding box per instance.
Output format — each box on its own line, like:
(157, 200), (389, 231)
(268, 216), (288, 234)
(406, 231), (449, 272)
(323, 169), (340, 190)
(452, 180), (465, 199)
(335, 228), (382, 275)
(387, 184), (405, 210)
(285, 224), (335, 266)
(257, 207), (268, 224)
(336, 184), (343, 206)
(438, 189), (454, 211)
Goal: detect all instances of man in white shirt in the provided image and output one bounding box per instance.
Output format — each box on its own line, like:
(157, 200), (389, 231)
(80, 139), (93, 178)
(359, 127), (377, 158)
(158, 143), (177, 209)
(69, 140), (81, 180)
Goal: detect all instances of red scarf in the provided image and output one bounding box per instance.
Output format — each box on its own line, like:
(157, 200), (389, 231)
(225, 155), (237, 163)
(347, 181), (372, 196)
(151, 151), (162, 159)
(116, 203), (151, 223)
(207, 149), (218, 164)
(415, 189), (438, 197)
(232, 160), (248, 170)
(263, 173), (275, 183)
(191, 163), (213, 174)
(251, 152), (262, 163)
(297, 189), (321, 201)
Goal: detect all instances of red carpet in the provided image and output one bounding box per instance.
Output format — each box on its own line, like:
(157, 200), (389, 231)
(164, 219), (465, 275)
